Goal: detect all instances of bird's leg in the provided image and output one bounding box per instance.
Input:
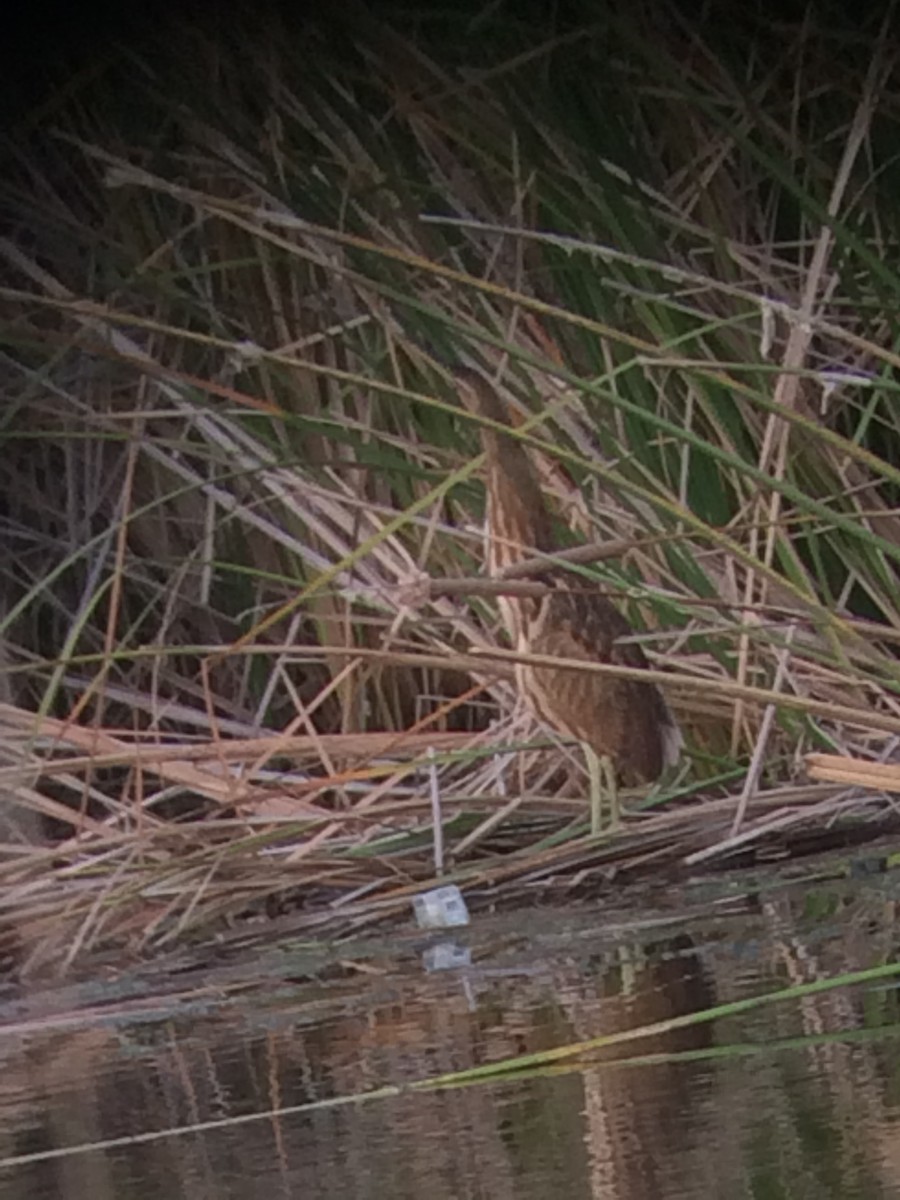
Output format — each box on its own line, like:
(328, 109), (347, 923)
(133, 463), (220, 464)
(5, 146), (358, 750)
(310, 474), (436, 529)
(602, 754), (621, 831)
(584, 745), (620, 836)
(585, 745), (603, 836)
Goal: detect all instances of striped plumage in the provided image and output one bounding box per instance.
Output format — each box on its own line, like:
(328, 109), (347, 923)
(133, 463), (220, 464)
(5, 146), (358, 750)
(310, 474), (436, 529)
(458, 369), (680, 807)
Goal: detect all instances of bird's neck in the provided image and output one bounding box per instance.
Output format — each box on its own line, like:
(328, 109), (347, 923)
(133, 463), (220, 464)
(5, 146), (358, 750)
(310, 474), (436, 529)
(485, 438), (555, 566)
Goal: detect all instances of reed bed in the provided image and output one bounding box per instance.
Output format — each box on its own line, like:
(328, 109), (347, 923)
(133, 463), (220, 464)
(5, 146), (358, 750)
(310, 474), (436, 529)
(2, 4), (900, 969)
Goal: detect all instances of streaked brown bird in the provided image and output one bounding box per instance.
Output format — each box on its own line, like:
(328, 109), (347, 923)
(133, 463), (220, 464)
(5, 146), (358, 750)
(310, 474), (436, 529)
(457, 368), (680, 833)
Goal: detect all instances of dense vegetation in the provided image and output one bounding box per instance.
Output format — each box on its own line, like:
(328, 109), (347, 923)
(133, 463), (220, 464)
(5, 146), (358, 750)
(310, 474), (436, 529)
(3, 3), (900, 969)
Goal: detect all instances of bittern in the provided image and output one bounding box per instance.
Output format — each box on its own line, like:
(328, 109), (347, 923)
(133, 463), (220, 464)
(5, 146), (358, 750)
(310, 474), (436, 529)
(457, 369), (680, 834)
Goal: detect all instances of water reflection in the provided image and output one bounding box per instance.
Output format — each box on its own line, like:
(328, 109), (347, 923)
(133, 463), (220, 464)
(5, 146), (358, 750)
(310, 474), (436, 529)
(1, 872), (900, 1198)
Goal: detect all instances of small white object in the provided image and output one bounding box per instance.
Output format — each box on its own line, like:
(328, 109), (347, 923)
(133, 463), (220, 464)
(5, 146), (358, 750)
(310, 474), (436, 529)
(422, 942), (472, 972)
(412, 885), (470, 929)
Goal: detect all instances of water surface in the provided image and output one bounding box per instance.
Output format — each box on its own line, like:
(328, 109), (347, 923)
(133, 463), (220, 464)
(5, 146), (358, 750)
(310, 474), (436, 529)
(2, 857), (900, 1198)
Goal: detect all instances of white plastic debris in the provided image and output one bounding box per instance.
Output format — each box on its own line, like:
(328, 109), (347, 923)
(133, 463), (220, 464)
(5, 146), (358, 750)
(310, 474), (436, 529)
(412, 884), (470, 929)
(422, 942), (472, 973)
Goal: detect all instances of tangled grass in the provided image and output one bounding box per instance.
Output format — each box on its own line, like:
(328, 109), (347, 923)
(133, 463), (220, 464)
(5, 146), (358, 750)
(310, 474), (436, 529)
(2, 4), (900, 969)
